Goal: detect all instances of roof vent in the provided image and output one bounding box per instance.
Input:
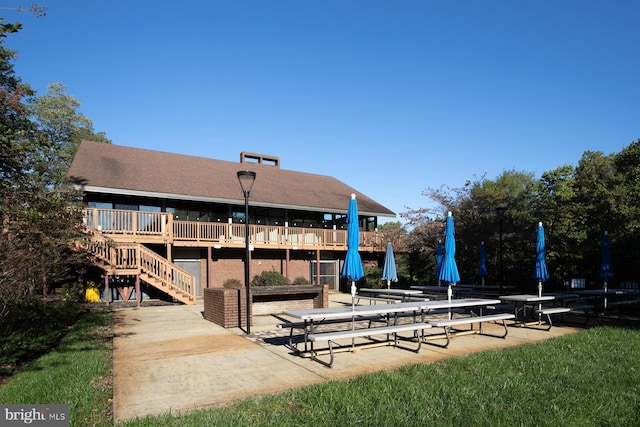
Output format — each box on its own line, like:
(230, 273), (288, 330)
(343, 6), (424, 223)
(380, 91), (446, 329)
(240, 152), (280, 168)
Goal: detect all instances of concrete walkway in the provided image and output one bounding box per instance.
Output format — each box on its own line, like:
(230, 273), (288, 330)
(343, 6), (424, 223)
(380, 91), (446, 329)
(112, 292), (582, 422)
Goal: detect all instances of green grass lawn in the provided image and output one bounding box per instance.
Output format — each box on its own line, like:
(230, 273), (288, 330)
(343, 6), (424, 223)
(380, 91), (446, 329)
(0, 311), (113, 426)
(1, 310), (639, 427)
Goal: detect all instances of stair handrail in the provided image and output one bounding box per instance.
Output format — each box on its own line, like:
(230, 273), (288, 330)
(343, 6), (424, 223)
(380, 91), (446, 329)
(84, 228), (195, 303)
(137, 245), (195, 300)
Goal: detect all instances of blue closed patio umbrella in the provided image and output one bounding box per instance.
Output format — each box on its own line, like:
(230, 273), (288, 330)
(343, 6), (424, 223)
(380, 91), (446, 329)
(381, 241), (398, 290)
(600, 231), (613, 312)
(534, 222), (550, 297)
(435, 240), (444, 286)
(600, 231), (613, 287)
(341, 194), (364, 309)
(438, 212), (460, 316)
(478, 241), (488, 286)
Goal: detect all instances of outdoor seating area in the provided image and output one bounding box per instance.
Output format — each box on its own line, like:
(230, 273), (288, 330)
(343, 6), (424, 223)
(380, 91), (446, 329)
(275, 284), (640, 367)
(272, 202), (638, 368)
(279, 297), (519, 367)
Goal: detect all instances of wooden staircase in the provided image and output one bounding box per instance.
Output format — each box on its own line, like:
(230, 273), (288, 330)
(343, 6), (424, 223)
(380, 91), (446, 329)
(85, 230), (196, 305)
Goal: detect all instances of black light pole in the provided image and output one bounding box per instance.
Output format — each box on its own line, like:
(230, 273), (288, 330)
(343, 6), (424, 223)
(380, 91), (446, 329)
(497, 205), (507, 289)
(237, 170), (256, 335)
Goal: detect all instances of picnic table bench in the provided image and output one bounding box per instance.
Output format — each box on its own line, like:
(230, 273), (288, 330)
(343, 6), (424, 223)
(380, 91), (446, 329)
(559, 302), (594, 324)
(357, 288), (426, 304)
(427, 313), (515, 348)
(277, 314), (388, 350)
(308, 322), (432, 367)
(534, 306), (571, 330)
(607, 298), (640, 307)
(355, 295), (402, 305)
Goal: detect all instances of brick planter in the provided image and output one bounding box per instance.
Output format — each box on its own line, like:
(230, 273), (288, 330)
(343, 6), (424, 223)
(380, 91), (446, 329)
(203, 285), (328, 328)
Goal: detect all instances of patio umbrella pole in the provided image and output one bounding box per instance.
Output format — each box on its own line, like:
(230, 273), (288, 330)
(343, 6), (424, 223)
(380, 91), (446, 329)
(600, 231), (613, 315)
(351, 281), (356, 349)
(538, 280), (542, 324)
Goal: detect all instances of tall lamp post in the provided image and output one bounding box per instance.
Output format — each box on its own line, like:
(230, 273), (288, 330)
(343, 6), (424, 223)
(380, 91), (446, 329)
(237, 170), (256, 334)
(496, 205), (507, 289)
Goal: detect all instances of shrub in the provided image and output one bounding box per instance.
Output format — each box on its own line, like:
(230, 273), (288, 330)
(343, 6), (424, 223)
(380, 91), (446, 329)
(60, 282), (84, 302)
(222, 278), (243, 288)
(251, 270), (290, 287)
(364, 266), (385, 289)
(292, 276), (310, 286)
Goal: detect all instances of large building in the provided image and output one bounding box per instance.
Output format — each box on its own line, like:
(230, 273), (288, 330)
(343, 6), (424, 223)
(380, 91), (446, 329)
(68, 140), (395, 304)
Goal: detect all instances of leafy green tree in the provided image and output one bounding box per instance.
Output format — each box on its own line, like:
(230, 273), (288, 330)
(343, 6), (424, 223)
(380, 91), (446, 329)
(466, 170), (538, 287)
(0, 18), (34, 201)
(572, 150), (620, 282)
(28, 82), (110, 189)
(403, 143), (640, 291)
(611, 139), (640, 280)
(0, 19), (38, 315)
(0, 19), (98, 313)
(534, 165), (583, 285)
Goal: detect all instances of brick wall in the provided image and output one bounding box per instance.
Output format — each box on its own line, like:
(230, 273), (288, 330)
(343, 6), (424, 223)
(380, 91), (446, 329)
(203, 287), (250, 328)
(203, 285), (328, 328)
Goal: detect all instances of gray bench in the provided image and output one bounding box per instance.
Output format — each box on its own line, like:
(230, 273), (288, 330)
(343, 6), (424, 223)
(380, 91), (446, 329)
(562, 304), (594, 324)
(608, 298), (640, 307)
(307, 322), (433, 368)
(277, 315), (386, 350)
(356, 296), (402, 304)
(427, 313), (515, 348)
(402, 296), (431, 302)
(534, 307), (571, 330)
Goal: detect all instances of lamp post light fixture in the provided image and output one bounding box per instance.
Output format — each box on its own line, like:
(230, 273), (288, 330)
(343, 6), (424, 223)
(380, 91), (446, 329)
(237, 170), (256, 335)
(496, 204), (507, 289)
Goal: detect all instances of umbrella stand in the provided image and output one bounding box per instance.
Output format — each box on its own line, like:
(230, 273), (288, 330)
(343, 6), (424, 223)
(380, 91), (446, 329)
(603, 281), (608, 314)
(447, 285), (453, 320)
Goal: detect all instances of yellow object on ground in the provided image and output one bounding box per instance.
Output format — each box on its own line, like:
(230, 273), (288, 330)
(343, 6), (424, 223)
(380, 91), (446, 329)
(85, 286), (101, 302)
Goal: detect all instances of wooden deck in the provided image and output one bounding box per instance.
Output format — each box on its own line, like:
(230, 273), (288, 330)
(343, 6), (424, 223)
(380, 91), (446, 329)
(83, 208), (387, 252)
(82, 208), (390, 305)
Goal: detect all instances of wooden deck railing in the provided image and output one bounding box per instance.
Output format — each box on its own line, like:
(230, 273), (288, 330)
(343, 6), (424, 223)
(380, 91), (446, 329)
(83, 208), (386, 251)
(85, 229), (196, 304)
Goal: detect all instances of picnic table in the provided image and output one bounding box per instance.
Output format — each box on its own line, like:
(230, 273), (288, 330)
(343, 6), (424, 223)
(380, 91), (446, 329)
(574, 288), (640, 314)
(357, 288), (425, 302)
(410, 285), (454, 299)
(499, 294), (559, 329)
(281, 298), (512, 367)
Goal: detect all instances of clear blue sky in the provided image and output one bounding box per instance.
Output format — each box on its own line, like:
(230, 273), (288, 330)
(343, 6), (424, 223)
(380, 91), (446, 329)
(6, 1), (640, 223)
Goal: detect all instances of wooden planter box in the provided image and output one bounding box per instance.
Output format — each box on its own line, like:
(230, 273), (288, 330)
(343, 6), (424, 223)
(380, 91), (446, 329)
(203, 285), (329, 328)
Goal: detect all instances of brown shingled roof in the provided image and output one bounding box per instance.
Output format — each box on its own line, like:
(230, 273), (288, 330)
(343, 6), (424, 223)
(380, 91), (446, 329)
(67, 141), (395, 217)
